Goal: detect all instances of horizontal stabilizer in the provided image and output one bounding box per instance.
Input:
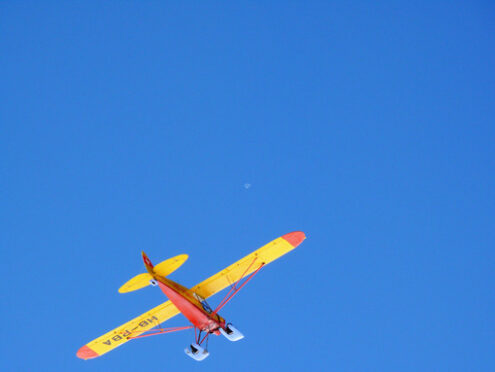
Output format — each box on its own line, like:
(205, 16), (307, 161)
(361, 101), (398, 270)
(154, 254), (188, 277)
(118, 273), (152, 293)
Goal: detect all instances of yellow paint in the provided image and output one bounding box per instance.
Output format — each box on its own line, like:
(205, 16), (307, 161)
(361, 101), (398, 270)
(154, 254), (188, 277)
(118, 273), (152, 293)
(79, 233), (304, 358)
(118, 254), (188, 293)
(83, 301), (180, 357)
(192, 235), (301, 299)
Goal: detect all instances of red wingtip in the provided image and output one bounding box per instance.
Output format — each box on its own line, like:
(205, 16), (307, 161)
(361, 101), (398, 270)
(281, 231), (306, 247)
(77, 345), (99, 360)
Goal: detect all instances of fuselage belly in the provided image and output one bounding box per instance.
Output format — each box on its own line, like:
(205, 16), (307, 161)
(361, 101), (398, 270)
(156, 278), (224, 334)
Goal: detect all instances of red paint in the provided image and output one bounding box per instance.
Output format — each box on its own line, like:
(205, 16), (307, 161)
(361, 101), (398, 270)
(213, 263), (264, 314)
(128, 326), (193, 340)
(157, 281), (223, 332)
(281, 231), (306, 247)
(142, 252), (154, 268)
(76, 345), (99, 360)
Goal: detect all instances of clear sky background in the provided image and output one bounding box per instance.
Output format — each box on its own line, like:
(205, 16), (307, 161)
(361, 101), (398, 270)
(1, 2), (494, 372)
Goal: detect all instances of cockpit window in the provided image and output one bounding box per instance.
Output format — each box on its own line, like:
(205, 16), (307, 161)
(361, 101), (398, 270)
(193, 292), (213, 313)
(201, 300), (213, 313)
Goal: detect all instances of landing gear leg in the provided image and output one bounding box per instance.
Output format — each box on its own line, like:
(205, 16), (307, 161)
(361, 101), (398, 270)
(185, 328), (210, 361)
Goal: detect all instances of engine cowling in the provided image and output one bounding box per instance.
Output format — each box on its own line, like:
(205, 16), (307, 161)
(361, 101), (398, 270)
(219, 324), (244, 342)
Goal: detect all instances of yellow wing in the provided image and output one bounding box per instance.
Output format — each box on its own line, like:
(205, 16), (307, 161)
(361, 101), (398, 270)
(77, 231), (305, 360)
(77, 300), (180, 359)
(192, 231), (306, 299)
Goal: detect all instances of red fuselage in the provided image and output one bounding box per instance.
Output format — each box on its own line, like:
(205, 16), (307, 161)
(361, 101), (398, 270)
(155, 276), (225, 334)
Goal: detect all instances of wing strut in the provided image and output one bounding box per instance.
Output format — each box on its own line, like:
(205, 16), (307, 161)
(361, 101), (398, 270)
(212, 258), (265, 315)
(126, 325), (193, 340)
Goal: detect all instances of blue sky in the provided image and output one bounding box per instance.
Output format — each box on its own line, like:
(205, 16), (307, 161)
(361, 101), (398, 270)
(1, 2), (494, 371)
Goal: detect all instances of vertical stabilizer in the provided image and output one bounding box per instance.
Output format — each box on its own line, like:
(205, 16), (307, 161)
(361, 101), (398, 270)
(142, 251), (155, 275)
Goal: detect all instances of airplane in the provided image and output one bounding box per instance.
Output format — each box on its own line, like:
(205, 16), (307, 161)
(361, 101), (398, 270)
(77, 231), (306, 361)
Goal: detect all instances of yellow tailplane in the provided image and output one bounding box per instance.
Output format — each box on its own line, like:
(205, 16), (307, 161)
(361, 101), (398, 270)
(118, 254), (188, 293)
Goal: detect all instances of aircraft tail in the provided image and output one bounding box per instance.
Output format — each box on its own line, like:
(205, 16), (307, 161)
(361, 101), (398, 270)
(118, 253), (188, 293)
(142, 251), (155, 274)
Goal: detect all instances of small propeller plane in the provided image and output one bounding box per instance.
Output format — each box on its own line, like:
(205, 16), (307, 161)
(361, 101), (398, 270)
(77, 231), (306, 361)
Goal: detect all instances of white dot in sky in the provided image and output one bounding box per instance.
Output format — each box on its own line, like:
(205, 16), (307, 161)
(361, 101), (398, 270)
(244, 183), (251, 189)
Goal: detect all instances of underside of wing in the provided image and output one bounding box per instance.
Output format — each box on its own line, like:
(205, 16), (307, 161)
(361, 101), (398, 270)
(191, 231), (306, 299)
(154, 254), (189, 277)
(118, 273), (152, 293)
(77, 231), (305, 360)
(77, 300), (180, 359)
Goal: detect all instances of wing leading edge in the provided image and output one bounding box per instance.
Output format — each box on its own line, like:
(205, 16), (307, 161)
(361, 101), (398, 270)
(77, 231), (305, 360)
(192, 231), (306, 299)
(77, 300), (180, 359)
